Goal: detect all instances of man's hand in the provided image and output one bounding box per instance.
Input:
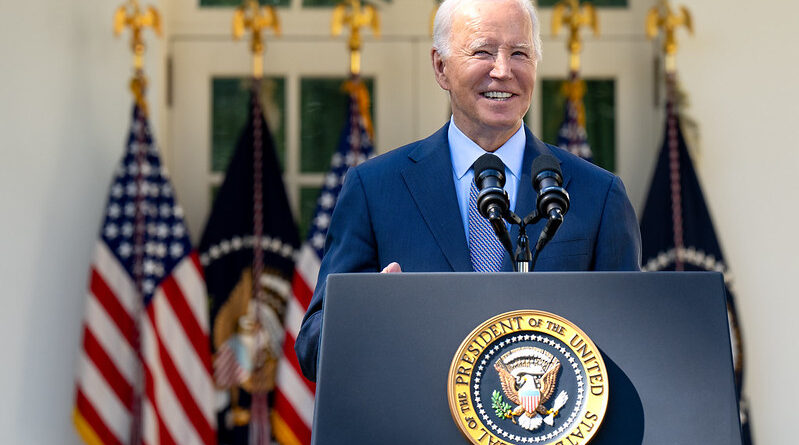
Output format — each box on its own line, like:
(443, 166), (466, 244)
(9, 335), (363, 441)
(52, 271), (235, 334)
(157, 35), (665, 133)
(380, 262), (402, 273)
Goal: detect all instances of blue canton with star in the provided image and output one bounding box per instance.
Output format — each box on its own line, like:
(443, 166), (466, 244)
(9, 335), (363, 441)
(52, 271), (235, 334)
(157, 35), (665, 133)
(305, 99), (374, 256)
(100, 106), (193, 303)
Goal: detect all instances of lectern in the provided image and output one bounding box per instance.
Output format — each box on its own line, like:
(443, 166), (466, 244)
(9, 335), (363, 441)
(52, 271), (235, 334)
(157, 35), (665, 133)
(311, 272), (742, 445)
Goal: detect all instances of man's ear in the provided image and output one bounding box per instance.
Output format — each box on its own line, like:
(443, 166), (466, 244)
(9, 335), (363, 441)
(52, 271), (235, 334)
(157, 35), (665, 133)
(431, 49), (450, 91)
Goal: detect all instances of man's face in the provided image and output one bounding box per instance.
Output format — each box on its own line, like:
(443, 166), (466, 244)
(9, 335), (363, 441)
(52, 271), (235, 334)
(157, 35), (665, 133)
(433, 0), (536, 146)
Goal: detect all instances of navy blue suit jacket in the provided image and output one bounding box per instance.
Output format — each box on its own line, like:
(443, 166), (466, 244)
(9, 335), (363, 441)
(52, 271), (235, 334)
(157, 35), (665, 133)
(295, 123), (641, 381)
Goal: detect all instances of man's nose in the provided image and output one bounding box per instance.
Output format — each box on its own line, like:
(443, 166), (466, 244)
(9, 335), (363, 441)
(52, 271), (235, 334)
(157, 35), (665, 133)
(490, 54), (513, 80)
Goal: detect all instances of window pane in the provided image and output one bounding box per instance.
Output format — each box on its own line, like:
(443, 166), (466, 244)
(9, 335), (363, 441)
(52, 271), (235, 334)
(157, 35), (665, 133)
(299, 77), (374, 173)
(540, 78), (616, 172)
(299, 186), (322, 241)
(537, 0), (626, 7)
(302, 0), (339, 6)
(200, 0), (289, 7)
(211, 77), (286, 173)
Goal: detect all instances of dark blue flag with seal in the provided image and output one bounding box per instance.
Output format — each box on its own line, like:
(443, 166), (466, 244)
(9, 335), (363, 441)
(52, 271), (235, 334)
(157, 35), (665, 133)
(640, 74), (752, 445)
(199, 81), (299, 445)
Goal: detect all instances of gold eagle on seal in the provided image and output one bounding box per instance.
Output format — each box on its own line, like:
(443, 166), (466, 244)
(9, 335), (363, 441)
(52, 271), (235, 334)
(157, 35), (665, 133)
(494, 347), (569, 430)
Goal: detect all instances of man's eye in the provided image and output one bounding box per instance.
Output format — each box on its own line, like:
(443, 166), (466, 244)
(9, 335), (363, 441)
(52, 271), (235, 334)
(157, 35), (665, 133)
(513, 51), (529, 57)
(474, 50), (491, 56)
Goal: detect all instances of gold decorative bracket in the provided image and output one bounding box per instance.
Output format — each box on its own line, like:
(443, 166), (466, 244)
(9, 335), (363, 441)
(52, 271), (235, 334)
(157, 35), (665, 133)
(233, 0), (281, 79)
(114, 0), (162, 114)
(552, 0), (599, 72)
(331, 0), (381, 77)
(646, 0), (693, 73)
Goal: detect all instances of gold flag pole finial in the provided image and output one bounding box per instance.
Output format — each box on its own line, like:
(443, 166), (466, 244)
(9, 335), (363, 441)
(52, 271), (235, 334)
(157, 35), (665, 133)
(114, 0), (162, 114)
(331, 0), (381, 77)
(552, 0), (599, 73)
(233, 0), (281, 79)
(646, 0), (693, 74)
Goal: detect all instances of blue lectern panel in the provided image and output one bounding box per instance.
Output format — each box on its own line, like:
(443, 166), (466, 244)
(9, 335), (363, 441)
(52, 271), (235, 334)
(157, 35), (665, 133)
(312, 272), (741, 445)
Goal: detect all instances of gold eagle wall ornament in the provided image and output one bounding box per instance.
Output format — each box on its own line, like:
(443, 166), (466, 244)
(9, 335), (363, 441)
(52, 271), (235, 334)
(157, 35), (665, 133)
(646, 0), (693, 73)
(113, 1), (162, 69)
(552, 0), (599, 72)
(113, 0), (162, 114)
(331, 0), (381, 76)
(233, 0), (281, 79)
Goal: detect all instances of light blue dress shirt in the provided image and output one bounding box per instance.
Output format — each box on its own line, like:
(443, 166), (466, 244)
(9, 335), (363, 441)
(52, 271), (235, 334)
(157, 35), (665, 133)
(448, 117), (526, 240)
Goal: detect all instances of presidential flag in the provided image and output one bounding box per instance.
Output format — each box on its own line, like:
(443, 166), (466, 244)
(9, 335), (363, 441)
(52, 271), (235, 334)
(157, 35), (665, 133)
(271, 79), (374, 445)
(640, 74), (752, 444)
(73, 104), (216, 445)
(199, 81), (299, 445)
(556, 71), (593, 162)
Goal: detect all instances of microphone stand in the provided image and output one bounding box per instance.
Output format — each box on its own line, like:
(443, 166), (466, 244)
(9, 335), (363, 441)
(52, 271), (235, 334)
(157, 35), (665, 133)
(498, 211), (530, 272)
(497, 209), (550, 273)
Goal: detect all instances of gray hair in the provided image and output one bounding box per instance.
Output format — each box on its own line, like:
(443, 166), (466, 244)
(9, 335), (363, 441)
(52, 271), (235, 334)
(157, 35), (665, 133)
(433, 0), (542, 61)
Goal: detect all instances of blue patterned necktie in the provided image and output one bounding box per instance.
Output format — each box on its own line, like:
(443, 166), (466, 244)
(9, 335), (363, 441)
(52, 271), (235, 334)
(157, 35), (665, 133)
(468, 179), (505, 272)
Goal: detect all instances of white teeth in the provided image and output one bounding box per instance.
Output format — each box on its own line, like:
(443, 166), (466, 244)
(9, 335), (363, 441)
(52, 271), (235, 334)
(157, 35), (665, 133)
(483, 91), (512, 99)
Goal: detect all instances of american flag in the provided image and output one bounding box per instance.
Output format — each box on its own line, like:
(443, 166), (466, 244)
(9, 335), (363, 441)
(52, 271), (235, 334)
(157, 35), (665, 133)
(556, 71), (594, 162)
(73, 104), (216, 445)
(271, 80), (374, 445)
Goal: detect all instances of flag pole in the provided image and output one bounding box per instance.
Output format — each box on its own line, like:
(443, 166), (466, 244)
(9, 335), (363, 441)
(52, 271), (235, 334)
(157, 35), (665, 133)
(231, 0), (282, 309)
(552, 0), (599, 130)
(230, 3), (283, 443)
(552, 0), (597, 162)
(112, 2), (161, 443)
(331, 0), (380, 139)
(646, 0), (693, 270)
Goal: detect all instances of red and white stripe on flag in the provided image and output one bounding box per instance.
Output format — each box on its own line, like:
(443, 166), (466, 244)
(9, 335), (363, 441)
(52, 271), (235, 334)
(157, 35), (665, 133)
(272, 245), (318, 445)
(74, 242), (217, 445)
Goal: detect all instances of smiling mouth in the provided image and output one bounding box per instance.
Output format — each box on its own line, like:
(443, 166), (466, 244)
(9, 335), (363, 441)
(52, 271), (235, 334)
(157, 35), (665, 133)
(482, 91), (514, 101)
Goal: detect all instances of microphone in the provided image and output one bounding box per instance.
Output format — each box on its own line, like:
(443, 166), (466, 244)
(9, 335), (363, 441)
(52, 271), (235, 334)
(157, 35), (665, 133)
(531, 155), (570, 251)
(473, 153), (514, 257)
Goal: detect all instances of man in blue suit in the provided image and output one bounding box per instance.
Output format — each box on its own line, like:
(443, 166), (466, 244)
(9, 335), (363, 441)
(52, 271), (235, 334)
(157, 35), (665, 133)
(295, 0), (641, 381)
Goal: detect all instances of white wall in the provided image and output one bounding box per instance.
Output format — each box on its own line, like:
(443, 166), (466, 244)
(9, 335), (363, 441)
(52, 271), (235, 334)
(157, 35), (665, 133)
(678, 1), (799, 441)
(0, 1), (163, 443)
(0, 1), (796, 444)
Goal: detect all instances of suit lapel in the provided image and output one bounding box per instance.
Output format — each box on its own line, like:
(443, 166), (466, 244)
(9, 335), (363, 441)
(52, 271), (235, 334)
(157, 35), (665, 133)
(401, 124), (472, 272)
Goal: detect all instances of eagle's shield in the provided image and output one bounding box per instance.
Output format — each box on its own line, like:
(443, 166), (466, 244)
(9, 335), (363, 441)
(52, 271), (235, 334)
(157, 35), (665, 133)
(520, 387), (540, 413)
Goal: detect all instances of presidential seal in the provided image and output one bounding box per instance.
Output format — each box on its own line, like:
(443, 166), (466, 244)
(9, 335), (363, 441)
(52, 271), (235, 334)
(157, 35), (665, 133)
(448, 311), (608, 445)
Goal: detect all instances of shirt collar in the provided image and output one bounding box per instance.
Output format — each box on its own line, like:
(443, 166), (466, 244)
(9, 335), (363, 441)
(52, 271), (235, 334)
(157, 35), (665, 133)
(448, 116), (525, 180)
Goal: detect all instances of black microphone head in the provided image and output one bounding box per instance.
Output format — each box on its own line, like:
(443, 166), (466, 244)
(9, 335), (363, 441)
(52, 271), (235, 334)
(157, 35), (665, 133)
(531, 155), (562, 192)
(474, 153), (506, 189)
(531, 154), (569, 217)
